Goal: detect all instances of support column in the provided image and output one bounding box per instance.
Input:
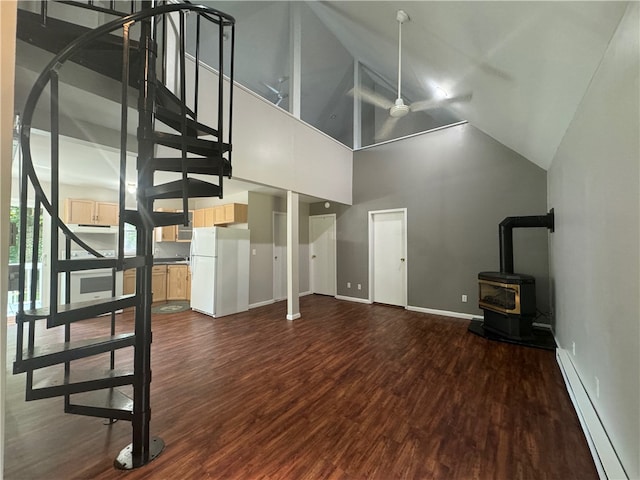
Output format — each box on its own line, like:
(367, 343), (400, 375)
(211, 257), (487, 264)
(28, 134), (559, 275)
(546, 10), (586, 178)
(289, 3), (301, 118)
(353, 59), (361, 149)
(286, 191), (300, 320)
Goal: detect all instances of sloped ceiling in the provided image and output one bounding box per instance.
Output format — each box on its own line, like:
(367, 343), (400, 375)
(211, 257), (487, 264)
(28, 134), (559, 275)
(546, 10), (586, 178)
(307, 1), (629, 169)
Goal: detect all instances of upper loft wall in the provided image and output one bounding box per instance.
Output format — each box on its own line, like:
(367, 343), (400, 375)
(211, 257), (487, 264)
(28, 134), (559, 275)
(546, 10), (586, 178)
(184, 58), (353, 205)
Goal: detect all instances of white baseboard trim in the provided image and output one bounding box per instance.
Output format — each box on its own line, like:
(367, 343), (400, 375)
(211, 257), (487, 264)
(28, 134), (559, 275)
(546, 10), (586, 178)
(300, 291), (312, 297)
(249, 299), (275, 309)
(556, 348), (627, 480)
(335, 295), (372, 304)
(286, 313), (301, 321)
(406, 305), (480, 321)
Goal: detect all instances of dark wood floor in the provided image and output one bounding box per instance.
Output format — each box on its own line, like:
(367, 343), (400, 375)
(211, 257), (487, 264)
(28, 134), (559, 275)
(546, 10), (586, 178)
(4, 295), (597, 479)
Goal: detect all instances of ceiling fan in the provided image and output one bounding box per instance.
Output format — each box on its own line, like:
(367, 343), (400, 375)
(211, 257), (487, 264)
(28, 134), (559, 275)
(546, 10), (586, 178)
(262, 76), (289, 107)
(351, 10), (472, 139)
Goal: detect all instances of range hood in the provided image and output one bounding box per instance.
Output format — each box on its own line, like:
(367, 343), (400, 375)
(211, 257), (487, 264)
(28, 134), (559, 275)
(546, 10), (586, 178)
(68, 224), (118, 234)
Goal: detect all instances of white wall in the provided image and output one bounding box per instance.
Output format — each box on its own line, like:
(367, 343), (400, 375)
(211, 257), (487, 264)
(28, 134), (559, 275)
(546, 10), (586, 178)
(548, 3), (639, 477)
(184, 58), (353, 205)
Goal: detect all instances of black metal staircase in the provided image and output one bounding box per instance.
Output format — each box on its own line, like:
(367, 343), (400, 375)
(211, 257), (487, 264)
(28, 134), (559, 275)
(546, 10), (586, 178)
(14, 0), (235, 470)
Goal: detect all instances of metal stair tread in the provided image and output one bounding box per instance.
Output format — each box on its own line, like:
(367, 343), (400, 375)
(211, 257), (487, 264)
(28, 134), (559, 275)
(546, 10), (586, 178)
(155, 105), (219, 138)
(144, 178), (222, 200)
(23, 295), (137, 326)
(123, 210), (186, 228)
(155, 82), (197, 119)
(150, 156), (232, 176)
(14, 333), (135, 374)
(152, 131), (231, 157)
(28, 367), (134, 400)
(66, 388), (134, 421)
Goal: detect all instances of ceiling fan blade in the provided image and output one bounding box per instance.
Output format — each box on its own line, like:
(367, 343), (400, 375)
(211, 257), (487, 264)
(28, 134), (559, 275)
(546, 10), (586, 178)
(375, 115), (401, 141)
(349, 86), (394, 111)
(261, 81), (280, 95)
(410, 92), (473, 112)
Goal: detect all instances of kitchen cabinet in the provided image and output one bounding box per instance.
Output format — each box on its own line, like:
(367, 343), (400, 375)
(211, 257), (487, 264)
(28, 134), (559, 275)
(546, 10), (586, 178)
(152, 265), (167, 303)
(193, 209), (206, 228)
(123, 269), (136, 295)
(222, 203), (248, 224)
(193, 203), (248, 227)
(155, 210), (193, 242)
(175, 211), (193, 242)
(186, 267), (191, 301)
(64, 198), (118, 226)
(154, 209), (176, 242)
(167, 265), (190, 300)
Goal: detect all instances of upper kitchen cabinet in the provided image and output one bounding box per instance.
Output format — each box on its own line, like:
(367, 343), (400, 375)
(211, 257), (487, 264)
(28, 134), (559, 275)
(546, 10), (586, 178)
(155, 210), (193, 242)
(64, 198), (118, 226)
(193, 203), (248, 227)
(222, 203), (248, 224)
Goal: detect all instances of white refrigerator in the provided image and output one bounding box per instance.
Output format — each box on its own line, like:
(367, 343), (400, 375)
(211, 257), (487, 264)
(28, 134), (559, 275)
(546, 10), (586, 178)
(190, 227), (250, 317)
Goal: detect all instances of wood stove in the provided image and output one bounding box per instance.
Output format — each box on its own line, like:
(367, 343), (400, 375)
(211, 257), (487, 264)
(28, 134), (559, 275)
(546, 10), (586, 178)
(478, 271), (536, 340)
(476, 210), (554, 341)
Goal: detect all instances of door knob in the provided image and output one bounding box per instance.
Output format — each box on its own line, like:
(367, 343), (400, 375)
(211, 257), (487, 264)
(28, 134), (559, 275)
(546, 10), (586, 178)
(312, 255), (317, 259)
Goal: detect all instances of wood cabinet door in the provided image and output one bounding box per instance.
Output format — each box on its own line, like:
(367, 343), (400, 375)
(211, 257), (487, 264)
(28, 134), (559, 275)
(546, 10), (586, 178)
(65, 198), (95, 224)
(95, 202), (119, 226)
(186, 268), (191, 301)
(152, 266), (167, 303)
(204, 207), (215, 226)
(193, 209), (206, 228)
(214, 205), (226, 225)
(167, 265), (188, 300)
(123, 269), (136, 295)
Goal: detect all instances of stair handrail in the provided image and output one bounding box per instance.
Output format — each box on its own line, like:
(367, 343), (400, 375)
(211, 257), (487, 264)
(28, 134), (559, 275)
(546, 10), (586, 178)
(20, 2), (235, 259)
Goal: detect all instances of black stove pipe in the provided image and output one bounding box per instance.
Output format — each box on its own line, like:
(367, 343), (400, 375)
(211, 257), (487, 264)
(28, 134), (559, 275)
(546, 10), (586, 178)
(499, 209), (554, 274)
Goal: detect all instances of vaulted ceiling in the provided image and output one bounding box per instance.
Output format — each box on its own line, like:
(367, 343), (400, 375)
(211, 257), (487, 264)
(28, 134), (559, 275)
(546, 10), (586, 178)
(13, 1), (632, 194)
(207, 1), (629, 170)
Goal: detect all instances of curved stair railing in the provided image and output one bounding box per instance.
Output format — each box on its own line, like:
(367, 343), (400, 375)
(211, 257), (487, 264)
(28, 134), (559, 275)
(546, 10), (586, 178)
(14, 1), (235, 470)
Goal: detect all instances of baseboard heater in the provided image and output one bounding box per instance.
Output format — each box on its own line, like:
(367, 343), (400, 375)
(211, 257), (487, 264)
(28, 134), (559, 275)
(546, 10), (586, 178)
(556, 348), (628, 480)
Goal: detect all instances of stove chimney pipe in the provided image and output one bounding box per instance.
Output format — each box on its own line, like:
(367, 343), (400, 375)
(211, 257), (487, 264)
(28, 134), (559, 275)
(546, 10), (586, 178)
(499, 209), (554, 274)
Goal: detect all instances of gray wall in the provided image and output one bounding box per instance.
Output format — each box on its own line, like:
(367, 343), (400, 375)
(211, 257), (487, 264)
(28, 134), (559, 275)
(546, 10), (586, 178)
(548, 3), (639, 476)
(315, 123), (549, 317)
(247, 191), (309, 306)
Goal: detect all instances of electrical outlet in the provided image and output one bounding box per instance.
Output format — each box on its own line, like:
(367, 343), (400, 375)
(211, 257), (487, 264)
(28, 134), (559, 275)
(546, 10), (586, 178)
(347, 282), (351, 288)
(462, 294), (468, 303)
(252, 249), (256, 256)
(357, 284), (362, 290)
(572, 342), (576, 356)
(595, 377), (600, 398)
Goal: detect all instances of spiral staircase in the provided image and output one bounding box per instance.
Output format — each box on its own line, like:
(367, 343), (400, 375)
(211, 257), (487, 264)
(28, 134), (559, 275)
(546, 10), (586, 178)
(13, 0), (235, 469)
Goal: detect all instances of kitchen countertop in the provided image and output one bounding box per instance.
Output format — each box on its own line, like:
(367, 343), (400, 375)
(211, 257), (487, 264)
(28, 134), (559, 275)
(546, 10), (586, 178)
(153, 257), (190, 265)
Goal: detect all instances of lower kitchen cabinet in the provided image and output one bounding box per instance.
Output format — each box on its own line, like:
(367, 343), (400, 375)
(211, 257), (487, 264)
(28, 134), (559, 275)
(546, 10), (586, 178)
(167, 265), (189, 300)
(152, 265), (167, 303)
(123, 269), (136, 295)
(124, 265), (191, 303)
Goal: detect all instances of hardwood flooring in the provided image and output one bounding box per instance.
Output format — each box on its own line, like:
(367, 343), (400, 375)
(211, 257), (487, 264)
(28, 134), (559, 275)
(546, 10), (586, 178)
(4, 295), (597, 479)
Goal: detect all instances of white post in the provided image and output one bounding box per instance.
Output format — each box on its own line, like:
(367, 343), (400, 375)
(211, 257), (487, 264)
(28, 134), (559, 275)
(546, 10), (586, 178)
(353, 59), (361, 149)
(286, 191), (300, 320)
(289, 3), (301, 118)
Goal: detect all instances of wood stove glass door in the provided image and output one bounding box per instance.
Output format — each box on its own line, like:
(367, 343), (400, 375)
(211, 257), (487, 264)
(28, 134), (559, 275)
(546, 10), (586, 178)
(369, 209), (407, 307)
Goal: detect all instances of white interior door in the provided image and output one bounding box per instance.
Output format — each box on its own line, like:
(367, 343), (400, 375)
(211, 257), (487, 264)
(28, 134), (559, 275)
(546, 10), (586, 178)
(309, 214), (336, 296)
(369, 209), (407, 306)
(273, 212), (287, 301)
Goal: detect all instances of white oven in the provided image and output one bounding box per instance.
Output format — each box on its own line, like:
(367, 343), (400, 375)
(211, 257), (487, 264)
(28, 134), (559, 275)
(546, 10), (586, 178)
(60, 250), (123, 303)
